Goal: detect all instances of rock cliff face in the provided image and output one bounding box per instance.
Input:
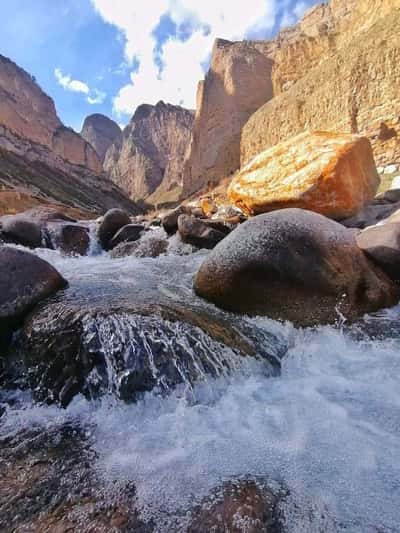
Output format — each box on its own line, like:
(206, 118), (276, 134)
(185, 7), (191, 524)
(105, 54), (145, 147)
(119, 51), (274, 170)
(0, 55), (102, 173)
(81, 114), (121, 162)
(183, 0), (400, 195)
(0, 55), (139, 214)
(104, 101), (194, 206)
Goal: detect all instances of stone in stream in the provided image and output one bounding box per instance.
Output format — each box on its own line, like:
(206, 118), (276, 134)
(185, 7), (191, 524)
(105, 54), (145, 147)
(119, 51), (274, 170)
(98, 208), (131, 250)
(194, 209), (399, 327)
(110, 236), (168, 259)
(0, 423), (151, 532)
(161, 204), (191, 234)
(45, 221), (90, 256)
(356, 223), (400, 282)
(108, 223), (146, 249)
(178, 214), (226, 249)
(0, 246), (67, 349)
(13, 298), (283, 407)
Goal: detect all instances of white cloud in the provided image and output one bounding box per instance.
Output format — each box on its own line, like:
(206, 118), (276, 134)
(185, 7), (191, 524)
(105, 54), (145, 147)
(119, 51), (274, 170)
(87, 89), (107, 105)
(54, 67), (90, 94)
(91, 0), (315, 116)
(55, 68), (107, 105)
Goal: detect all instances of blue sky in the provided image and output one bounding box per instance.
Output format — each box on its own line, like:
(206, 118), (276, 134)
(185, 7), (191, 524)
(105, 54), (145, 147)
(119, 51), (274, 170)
(0, 0), (319, 132)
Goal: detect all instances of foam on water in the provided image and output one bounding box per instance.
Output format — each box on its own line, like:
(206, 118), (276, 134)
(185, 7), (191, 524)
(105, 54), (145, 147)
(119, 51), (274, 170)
(2, 245), (400, 531)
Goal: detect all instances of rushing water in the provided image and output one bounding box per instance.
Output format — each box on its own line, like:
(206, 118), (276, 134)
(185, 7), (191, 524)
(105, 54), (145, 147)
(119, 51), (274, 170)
(1, 236), (400, 532)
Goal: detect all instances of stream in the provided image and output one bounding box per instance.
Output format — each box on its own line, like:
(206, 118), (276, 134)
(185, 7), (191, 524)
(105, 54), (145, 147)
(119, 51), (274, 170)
(1, 232), (400, 532)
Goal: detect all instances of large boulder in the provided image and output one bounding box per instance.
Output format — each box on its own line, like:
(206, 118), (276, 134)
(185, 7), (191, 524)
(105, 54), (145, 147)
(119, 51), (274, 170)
(0, 216), (42, 248)
(178, 215), (226, 249)
(0, 246), (67, 346)
(356, 223), (400, 282)
(98, 208), (130, 250)
(194, 209), (399, 326)
(228, 132), (379, 219)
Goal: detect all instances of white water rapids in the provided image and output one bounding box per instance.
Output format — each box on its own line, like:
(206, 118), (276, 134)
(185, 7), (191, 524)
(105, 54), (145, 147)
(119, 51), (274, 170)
(2, 238), (400, 532)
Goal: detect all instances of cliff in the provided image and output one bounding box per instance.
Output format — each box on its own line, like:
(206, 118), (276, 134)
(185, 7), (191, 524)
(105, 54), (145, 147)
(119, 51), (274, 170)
(0, 55), (140, 214)
(104, 101), (194, 206)
(81, 114), (122, 162)
(183, 0), (400, 195)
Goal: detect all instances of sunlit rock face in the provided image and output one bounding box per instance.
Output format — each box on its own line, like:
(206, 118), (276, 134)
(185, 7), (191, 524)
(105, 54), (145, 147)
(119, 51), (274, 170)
(183, 0), (400, 194)
(228, 131), (379, 219)
(81, 114), (122, 163)
(105, 101), (194, 206)
(0, 54), (101, 172)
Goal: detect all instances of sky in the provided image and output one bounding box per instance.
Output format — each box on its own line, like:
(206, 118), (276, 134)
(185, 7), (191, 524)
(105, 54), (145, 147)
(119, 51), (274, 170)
(0, 0), (320, 132)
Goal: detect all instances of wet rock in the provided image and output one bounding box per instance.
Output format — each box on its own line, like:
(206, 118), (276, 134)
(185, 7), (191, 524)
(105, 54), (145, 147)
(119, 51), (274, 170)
(178, 214), (226, 249)
(357, 223), (400, 282)
(45, 221), (90, 256)
(15, 299), (282, 406)
(0, 246), (67, 348)
(108, 223), (146, 249)
(110, 236), (168, 259)
(194, 209), (399, 326)
(98, 208), (130, 250)
(203, 218), (236, 235)
(187, 480), (286, 533)
(161, 205), (191, 234)
(0, 423), (151, 532)
(373, 189), (400, 205)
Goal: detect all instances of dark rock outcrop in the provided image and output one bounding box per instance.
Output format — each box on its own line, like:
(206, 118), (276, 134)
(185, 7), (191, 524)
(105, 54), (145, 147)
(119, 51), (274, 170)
(108, 223), (145, 250)
(110, 236), (168, 259)
(46, 222), (90, 256)
(161, 205), (191, 234)
(98, 208), (131, 250)
(178, 214), (226, 249)
(194, 209), (399, 326)
(0, 246), (67, 346)
(81, 114), (121, 162)
(0, 215), (42, 248)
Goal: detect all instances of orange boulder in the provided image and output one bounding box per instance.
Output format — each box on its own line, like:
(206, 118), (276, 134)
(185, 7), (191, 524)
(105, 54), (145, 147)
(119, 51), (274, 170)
(228, 131), (379, 219)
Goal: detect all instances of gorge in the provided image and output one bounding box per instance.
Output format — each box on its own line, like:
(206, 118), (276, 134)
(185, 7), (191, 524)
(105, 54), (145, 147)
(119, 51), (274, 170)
(1, 0), (400, 531)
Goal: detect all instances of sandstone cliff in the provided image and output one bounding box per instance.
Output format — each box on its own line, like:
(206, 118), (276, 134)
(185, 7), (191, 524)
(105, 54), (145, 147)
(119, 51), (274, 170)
(104, 101), (194, 206)
(0, 55), (140, 214)
(183, 0), (400, 195)
(81, 114), (122, 162)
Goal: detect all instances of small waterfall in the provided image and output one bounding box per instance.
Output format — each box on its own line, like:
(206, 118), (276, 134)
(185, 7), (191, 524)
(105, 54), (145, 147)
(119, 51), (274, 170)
(87, 221), (103, 256)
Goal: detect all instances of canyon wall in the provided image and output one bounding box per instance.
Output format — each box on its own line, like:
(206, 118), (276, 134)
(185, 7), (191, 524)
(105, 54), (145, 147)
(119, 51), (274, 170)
(104, 101), (194, 206)
(81, 114), (122, 163)
(183, 0), (400, 195)
(0, 55), (140, 214)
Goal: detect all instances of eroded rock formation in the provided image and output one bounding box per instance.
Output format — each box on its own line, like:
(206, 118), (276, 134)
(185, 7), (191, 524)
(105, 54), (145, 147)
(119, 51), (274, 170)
(81, 113), (121, 162)
(104, 101), (194, 206)
(0, 55), (139, 215)
(183, 0), (400, 195)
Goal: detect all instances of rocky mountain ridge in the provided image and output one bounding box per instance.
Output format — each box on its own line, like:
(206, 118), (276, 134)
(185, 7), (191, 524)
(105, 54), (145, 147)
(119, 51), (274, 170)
(81, 114), (122, 163)
(0, 54), (140, 215)
(104, 101), (194, 207)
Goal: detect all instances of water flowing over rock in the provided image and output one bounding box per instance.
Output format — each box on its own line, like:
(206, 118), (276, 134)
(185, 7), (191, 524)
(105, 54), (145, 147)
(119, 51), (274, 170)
(183, 0), (400, 193)
(104, 101), (194, 206)
(228, 131), (379, 219)
(0, 55), (140, 215)
(81, 113), (122, 163)
(15, 299), (281, 406)
(195, 209), (399, 326)
(108, 223), (146, 250)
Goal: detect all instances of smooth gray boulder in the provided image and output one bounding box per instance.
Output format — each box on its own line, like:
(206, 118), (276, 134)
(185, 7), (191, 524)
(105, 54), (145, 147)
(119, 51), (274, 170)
(194, 209), (399, 326)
